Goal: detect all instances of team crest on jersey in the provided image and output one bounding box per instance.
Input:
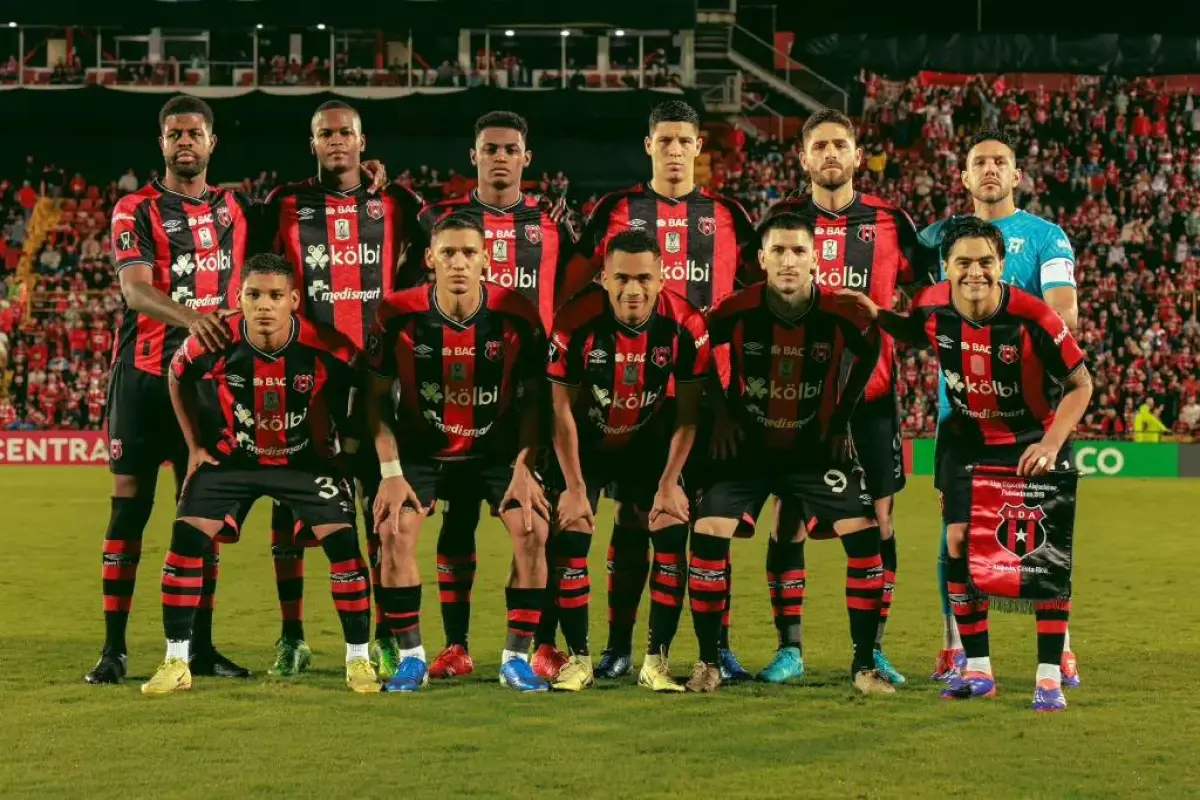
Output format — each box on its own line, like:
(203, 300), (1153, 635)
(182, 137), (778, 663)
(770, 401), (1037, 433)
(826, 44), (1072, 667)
(264, 390), (280, 412)
(293, 374), (313, 393)
(998, 344), (1019, 365)
(366, 198), (384, 220)
(995, 503), (1048, 558)
(810, 342), (831, 363)
(484, 340), (503, 361)
(215, 205), (232, 228)
(856, 224), (876, 243)
(524, 224), (542, 244)
(697, 216), (717, 236)
(109, 438), (122, 461)
(664, 232), (681, 254)
(651, 346), (671, 368)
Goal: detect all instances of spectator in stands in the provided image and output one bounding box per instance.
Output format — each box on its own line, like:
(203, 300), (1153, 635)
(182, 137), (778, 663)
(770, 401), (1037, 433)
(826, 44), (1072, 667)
(117, 168), (138, 195)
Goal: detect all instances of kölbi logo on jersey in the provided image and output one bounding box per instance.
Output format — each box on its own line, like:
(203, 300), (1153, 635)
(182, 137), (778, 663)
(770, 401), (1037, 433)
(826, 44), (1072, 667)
(662, 260), (710, 284)
(445, 386), (498, 406)
(943, 369), (1018, 397)
(814, 265), (868, 289)
(304, 243), (382, 269)
(612, 390), (659, 409)
(488, 265), (538, 290)
(172, 251), (232, 276)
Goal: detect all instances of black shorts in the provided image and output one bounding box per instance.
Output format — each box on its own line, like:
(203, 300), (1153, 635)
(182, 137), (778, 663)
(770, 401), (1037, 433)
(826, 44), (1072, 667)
(850, 394), (906, 501)
(105, 362), (187, 476)
(937, 435), (1074, 525)
(546, 446), (668, 514)
(698, 452), (873, 532)
(401, 455), (528, 513)
(178, 465), (356, 529)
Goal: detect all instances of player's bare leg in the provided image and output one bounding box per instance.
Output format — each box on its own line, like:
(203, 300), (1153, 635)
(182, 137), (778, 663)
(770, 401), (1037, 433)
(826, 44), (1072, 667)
(871, 495), (905, 685)
(831, 516), (894, 696)
(637, 507), (688, 693)
(498, 506), (552, 692)
(759, 502), (808, 685)
(378, 507), (431, 693)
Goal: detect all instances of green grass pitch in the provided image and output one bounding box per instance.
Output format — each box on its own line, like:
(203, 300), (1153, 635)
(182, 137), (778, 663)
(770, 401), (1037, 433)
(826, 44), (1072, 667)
(1, 469), (1198, 798)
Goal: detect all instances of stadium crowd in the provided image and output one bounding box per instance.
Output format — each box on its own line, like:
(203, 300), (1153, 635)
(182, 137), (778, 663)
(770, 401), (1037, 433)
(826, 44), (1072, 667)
(2, 74), (1199, 439)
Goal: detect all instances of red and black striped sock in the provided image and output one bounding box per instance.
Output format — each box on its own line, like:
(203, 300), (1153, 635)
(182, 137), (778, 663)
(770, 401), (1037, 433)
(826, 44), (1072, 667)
(688, 532), (730, 665)
(101, 496), (154, 654)
(270, 504), (305, 642)
(191, 539), (220, 653)
(320, 528), (370, 646)
(946, 554), (990, 659)
(363, 519), (388, 642)
(647, 525), (688, 655)
(1035, 599), (1070, 665)
(504, 587), (544, 655)
(606, 524), (651, 654)
(534, 533), (560, 648)
(161, 520), (210, 643)
(553, 530), (592, 656)
(717, 556), (732, 650)
(841, 526), (884, 674)
(766, 537), (806, 650)
(876, 533), (897, 647)
(435, 522), (477, 650)
(379, 585), (422, 649)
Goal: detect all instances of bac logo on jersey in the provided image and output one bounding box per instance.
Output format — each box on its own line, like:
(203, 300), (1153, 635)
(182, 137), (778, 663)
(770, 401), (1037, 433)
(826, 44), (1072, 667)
(216, 205), (232, 228)
(366, 199), (385, 221)
(697, 217), (717, 236)
(651, 346), (671, 368)
(996, 503), (1048, 558)
(484, 340), (503, 361)
(810, 342), (831, 363)
(664, 232), (681, 254)
(293, 374), (313, 393)
(524, 224), (542, 244)
(856, 224), (876, 243)
(998, 345), (1019, 365)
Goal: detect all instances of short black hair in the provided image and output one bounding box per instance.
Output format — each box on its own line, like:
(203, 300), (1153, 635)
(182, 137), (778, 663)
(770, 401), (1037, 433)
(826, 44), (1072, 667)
(474, 110), (528, 141)
(648, 100), (700, 133)
(967, 127), (1017, 158)
(158, 95), (214, 131)
(940, 216), (1006, 263)
(758, 212), (815, 243)
(311, 100), (360, 130)
(800, 108), (856, 146)
(605, 228), (661, 261)
(431, 212), (485, 242)
(242, 252), (294, 283)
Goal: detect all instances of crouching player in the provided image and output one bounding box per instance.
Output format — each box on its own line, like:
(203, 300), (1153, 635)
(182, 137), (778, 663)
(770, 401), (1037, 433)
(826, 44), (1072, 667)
(545, 228), (710, 693)
(142, 253), (375, 695)
(839, 217), (1092, 710)
(366, 213), (552, 693)
(696, 213), (893, 695)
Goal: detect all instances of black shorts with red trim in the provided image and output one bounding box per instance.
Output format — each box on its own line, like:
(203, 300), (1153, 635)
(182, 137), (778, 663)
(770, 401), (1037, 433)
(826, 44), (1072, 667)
(105, 362), (186, 476)
(545, 444), (668, 514)
(850, 393), (906, 501)
(400, 455), (531, 514)
(937, 433), (1074, 525)
(697, 451), (874, 533)
(178, 464), (356, 529)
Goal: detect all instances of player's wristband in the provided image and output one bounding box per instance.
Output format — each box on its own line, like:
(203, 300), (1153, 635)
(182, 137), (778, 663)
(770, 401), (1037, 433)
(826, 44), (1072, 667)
(380, 460), (404, 479)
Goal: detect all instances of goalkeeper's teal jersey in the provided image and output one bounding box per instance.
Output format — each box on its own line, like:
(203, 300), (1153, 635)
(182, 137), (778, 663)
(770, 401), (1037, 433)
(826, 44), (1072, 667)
(918, 210), (1077, 419)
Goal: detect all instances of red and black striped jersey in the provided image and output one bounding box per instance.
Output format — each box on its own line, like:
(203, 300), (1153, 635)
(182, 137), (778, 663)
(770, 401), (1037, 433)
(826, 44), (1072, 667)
(762, 191), (930, 401)
(548, 285), (710, 453)
(111, 180), (252, 376)
(366, 283), (543, 460)
(263, 180), (424, 350)
(418, 192), (580, 334)
(905, 283), (1086, 449)
(708, 283), (879, 453)
(169, 313), (358, 468)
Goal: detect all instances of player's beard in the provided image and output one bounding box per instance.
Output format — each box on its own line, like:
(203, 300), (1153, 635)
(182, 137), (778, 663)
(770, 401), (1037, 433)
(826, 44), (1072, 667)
(810, 165), (850, 191)
(168, 152), (209, 180)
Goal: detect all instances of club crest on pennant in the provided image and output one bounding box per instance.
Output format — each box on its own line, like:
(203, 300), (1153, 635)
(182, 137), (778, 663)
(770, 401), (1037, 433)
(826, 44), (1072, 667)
(697, 216), (717, 236)
(485, 340), (503, 361)
(857, 224), (876, 243)
(215, 205), (232, 228)
(995, 503), (1048, 558)
(293, 374), (313, 393)
(651, 346), (671, 369)
(524, 224), (542, 244)
(998, 344), (1019, 365)
(366, 199), (385, 220)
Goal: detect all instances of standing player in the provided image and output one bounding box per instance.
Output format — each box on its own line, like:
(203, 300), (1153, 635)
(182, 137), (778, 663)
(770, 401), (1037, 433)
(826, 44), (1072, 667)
(695, 213), (892, 695)
(572, 99), (759, 681)
(261, 100), (424, 678)
(366, 213), (552, 693)
(545, 229), (710, 693)
(416, 110), (581, 681)
(142, 253), (376, 695)
(840, 217), (1092, 711)
(918, 129), (1082, 686)
(87, 95), (252, 685)
(758, 109), (929, 685)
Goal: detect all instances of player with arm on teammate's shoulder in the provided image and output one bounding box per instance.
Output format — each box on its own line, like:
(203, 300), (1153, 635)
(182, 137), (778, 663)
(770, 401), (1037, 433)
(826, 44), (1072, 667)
(837, 217), (1092, 712)
(88, 94), (253, 686)
(544, 228), (710, 693)
(143, 253), (374, 695)
(366, 213), (551, 694)
(917, 128), (1082, 686)
(699, 213), (892, 696)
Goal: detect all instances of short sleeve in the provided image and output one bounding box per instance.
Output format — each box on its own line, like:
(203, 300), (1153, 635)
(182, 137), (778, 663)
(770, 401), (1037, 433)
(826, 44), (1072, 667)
(706, 296), (739, 347)
(673, 313), (711, 383)
(546, 323), (583, 386)
(110, 196), (156, 272)
(1029, 303), (1086, 383)
(1038, 224), (1078, 290)
(169, 335), (208, 383)
(366, 305), (401, 378)
(516, 316), (547, 383)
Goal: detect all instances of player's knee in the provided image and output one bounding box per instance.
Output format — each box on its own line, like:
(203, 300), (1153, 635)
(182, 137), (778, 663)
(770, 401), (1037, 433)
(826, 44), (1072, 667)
(112, 473), (151, 500)
(875, 499), (895, 539)
(173, 517), (219, 551)
(693, 517), (738, 537)
(946, 524), (967, 557)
